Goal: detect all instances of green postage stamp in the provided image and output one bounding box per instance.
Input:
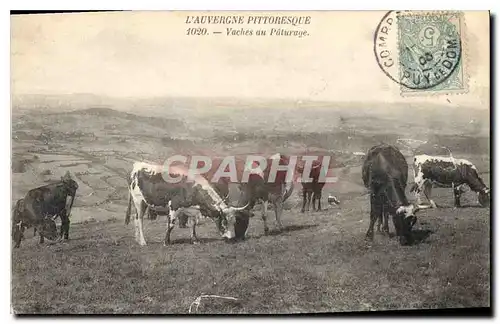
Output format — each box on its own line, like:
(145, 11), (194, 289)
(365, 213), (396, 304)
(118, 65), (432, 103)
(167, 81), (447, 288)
(374, 11), (467, 96)
(397, 11), (466, 95)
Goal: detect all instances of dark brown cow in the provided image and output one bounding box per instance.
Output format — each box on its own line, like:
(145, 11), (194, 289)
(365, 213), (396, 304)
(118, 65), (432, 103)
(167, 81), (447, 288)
(12, 172), (78, 248)
(234, 153), (294, 237)
(362, 144), (429, 245)
(298, 159), (326, 212)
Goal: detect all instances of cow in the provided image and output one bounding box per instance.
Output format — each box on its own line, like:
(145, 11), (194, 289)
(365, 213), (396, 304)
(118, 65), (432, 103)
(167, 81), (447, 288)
(146, 178), (230, 229)
(234, 153), (294, 237)
(362, 144), (429, 245)
(411, 154), (490, 208)
(298, 160), (326, 213)
(12, 172), (78, 248)
(124, 162), (249, 246)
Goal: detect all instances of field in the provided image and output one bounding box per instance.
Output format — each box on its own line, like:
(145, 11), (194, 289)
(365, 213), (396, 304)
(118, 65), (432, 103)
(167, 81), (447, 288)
(11, 96), (491, 314)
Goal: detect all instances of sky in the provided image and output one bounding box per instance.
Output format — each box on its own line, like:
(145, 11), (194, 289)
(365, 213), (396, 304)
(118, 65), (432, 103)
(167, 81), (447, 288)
(11, 11), (490, 109)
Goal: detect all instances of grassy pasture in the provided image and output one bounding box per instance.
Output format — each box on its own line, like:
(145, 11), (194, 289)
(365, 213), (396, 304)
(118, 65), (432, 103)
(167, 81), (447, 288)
(11, 186), (490, 314)
(11, 103), (490, 314)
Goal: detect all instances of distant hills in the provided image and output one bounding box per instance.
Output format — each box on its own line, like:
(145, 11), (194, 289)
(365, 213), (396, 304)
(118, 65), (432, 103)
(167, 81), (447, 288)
(63, 107), (187, 131)
(11, 93), (490, 138)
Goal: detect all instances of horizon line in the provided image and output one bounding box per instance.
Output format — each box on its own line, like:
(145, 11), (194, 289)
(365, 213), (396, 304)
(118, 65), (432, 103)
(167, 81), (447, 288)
(10, 92), (489, 110)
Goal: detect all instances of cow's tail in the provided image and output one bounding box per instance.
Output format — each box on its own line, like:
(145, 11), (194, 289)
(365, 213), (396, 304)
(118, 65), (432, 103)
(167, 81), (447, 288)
(125, 190), (132, 225)
(283, 182), (294, 202)
(12, 199), (24, 246)
(11, 206), (18, 242)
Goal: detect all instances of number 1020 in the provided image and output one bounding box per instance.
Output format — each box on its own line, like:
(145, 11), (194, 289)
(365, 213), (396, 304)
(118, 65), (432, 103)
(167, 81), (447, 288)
(186, 28), (208, 35)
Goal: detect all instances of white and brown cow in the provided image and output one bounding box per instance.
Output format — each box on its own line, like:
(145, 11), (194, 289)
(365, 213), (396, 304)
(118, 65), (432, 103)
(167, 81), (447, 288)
(124, 162), (248, 246)
(411, 154), (490, 208)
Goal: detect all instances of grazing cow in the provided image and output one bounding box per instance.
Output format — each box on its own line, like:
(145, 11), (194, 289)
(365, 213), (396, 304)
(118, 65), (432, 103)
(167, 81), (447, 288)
(362, 144), (429, 245)
(12, 172), (78, 248)
(234, 153), (294, 237)
(298, 159), (326, 212)
(124, 162), (248, 246)
(146, 178), (230, 229)
(411, 154), (490, 208)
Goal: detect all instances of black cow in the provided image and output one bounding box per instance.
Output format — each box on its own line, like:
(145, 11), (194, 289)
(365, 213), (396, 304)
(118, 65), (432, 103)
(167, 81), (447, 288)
(124, 162), (248, 246)
(298, 160), (326, 212)
(234, 153), (294, 237)
(12, 172), (78, 248)
(362, 144), (429, 245)
(411, 154), (490, 208)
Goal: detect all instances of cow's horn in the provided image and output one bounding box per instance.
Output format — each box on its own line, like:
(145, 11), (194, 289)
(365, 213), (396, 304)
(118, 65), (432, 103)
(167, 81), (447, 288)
(229, 203), (250, 211)
(415, 204), (431, 211)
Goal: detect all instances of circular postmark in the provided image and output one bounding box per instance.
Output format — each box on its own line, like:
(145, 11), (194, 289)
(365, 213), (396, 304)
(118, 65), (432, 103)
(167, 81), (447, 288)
(374, 11), (462, 90)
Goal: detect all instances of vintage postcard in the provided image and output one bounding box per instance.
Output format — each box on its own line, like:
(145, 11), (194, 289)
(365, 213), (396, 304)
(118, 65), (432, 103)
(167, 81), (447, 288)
(11, 11), (490, 314)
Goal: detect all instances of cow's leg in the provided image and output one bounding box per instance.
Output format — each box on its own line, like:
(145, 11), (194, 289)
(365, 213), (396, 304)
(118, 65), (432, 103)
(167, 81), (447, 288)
(136, 201), (147, 246)
(261, 200), (269, 235)
(164, 207), (178, 246)
(376, 199), (383, 232)
(65, 218), (70, 240)
(453, 184), (463, 208)
(59, 215), (64, 238)
(146, 205), (159, 221)
(423, 181), (437, 208)
(190, 217), (200, 245)
(391, 212), (401, 238)
(306, 191), (312, 211)
(366, 193), (381, 241)
(414, 185), (423, 205)
(62, 195), (74, 240)
(130, 193), (148, 246)
(61, 215), (70, 240)
(301, 190), (307, 213)
(132, 201), (140, 242)
(380, 198), (390, 234)
(274, 199), (284, 232)
(383, 211), (389, 234)
(315, 190), (322, 211)
(39, 231), (45, 244)
(413, 168), (425, 205)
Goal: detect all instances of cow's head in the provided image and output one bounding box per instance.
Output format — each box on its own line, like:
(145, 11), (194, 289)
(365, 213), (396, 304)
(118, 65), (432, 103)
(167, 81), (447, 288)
(215, 203), (250, 241)
(233, 212), (250, 241)
(478, 188), (490, 208)
(61, 172), (79, 196)
(395, 204), (431, 245)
